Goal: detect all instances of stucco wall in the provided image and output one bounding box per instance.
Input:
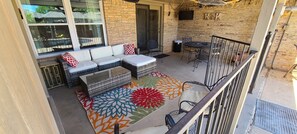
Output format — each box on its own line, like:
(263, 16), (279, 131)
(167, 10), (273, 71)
(177, 1), (262, 43)
(0, 0), (59, 133)
(265, 11), (297, 71)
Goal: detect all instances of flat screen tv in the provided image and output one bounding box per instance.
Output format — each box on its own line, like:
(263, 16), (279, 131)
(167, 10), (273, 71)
(179, 10), (194, 20)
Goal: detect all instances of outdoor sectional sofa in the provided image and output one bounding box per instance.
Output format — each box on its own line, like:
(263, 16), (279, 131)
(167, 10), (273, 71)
(59, 44), (156, 87)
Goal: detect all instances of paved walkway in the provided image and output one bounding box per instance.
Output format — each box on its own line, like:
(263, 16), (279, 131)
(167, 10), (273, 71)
(247, 68), (297, 133)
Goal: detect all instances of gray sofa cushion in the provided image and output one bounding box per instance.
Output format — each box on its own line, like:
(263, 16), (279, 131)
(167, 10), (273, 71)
(93, 56), (121, 66)
(68, 50), (91, 62)
(123, 55), (156, 67)
(68, 61), (97, 73)
(90, 46), (113, 59)
(114, 54), (136, 60)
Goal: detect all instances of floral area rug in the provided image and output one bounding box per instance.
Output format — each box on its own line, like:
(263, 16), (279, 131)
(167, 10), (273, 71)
(76, 71), (190, 134)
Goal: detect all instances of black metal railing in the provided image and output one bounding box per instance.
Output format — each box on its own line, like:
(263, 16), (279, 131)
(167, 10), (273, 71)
(166, 51), (256, 134)
(204, 35), (250, 90)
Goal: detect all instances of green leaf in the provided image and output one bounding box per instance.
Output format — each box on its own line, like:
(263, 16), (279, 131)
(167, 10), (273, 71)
(138, 76), (160, 87)
(129, 107), (157, 124)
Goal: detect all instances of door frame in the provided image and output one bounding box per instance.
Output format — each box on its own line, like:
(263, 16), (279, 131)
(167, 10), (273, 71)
(136, 4), (150, 52)
(136, 0), (164, 52)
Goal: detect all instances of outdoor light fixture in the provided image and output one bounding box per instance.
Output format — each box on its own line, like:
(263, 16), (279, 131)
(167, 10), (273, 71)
(190, 0), (240, 6)
(124, 0), (139, 3)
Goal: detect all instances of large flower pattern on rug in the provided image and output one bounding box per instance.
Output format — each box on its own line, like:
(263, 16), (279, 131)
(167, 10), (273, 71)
(156, 77), (191, 100)
(92, 88), (136, 118)
(76, 71), (189, 134)
(131, 88), (164, 108)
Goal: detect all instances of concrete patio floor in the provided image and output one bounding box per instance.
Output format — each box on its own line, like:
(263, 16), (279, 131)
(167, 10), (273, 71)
(49, 52), (271, 134)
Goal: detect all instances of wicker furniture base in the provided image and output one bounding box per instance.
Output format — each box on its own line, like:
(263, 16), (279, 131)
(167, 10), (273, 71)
(122, 61), (156, 79)
(80, 66), (131, 98)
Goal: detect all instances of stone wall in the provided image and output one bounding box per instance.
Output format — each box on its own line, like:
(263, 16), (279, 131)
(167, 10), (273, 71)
(102, 0), (137, 46)
(265, 11), (297, 71)
(177, 1), (262, 43)
(102, 0), (264, 53)
(163, 4), (179, 53)
(102, 0), (179, 52)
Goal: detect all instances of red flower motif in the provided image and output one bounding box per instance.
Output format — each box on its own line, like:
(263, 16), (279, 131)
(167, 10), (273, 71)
(76, 90), (94, 110)
(131, 88), (164, 108)
(150, 72), (168, 78)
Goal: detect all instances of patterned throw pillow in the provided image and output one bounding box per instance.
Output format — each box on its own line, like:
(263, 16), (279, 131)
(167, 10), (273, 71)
(62, 52), (78, 67)
(124, 43), (135, 55)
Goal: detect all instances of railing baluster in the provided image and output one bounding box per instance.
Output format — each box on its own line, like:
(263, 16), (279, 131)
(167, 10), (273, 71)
(221, 40), (229, 77)
(214, 83), (233, 134)
(219, 70), (243, 133)
(211, 37), (220, 87)
(206, 37), (214, 87)
(224, 62), (251, 133)
(210, 90), (226, 134)
(183, 129), (188, 134)
(234, 42), (241, 69)
(166, 36), (255, 134)
(216, 74), (239, 134)
(214, 38), (222, 86)
(227, 41), (236, 74)
(205, 101), (215, 134)
(197, 112), (205, 134)
(217, 39), (226, 81)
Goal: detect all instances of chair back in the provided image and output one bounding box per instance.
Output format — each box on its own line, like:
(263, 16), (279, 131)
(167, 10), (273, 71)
(182, 37), (192, 44)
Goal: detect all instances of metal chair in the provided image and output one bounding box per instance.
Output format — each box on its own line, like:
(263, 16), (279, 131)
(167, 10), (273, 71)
(178, 76), (227, 115)
(181, 37), (197, 62)
(165, 110), (198, 134)
(178, 81), (211, 114)
(192, 41), (222, 71)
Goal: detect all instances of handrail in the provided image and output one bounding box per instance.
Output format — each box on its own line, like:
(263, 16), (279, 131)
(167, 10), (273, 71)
(212, 35), (251, 46)
(166, 51), (257, 134)
(204, 36), (251, 91)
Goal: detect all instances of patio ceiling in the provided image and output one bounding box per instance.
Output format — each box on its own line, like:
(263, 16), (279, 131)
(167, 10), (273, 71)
(151, 0), (240, 6)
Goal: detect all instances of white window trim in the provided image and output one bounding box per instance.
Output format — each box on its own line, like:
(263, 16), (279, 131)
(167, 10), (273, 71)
(15, 0), (108, 59)
(74, 23), (103, 25)
(27, 23), (68, 26)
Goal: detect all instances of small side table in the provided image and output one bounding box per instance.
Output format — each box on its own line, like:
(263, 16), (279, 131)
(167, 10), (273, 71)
(39, 61), (64, 89)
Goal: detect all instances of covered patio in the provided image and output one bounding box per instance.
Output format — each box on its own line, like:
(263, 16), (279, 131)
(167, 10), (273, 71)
(49, 52), (207, 133)
(1, 0), (297, 134)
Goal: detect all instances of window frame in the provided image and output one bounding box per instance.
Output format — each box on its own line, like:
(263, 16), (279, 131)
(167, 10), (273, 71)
(16, 0), (108, 59)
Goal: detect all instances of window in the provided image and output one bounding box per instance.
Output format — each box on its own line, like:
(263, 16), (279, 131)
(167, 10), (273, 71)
(19, 0), (106, 57)
(70, 0), (105, 48)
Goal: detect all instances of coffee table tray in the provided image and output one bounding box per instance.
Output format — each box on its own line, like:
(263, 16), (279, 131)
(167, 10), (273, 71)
(80, 66), (131, 98)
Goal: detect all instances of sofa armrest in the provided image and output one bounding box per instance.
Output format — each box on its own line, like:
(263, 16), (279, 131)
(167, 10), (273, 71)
(58, 57), (71, 86)
(58, 57), (69, 71)
(135, 48), (140, 55)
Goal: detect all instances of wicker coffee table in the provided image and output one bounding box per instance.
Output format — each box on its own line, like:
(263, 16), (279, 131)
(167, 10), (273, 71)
(80, 66), (131, 98)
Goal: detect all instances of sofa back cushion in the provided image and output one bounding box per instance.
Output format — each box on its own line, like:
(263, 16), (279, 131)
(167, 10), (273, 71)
(111, 44), (125, 56)
(68, 50), (91, 62)
(90, 46), (113, 59)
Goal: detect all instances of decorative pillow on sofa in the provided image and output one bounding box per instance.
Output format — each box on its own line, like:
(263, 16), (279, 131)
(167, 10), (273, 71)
(124, 43), (135, 55)
(62, 52), (78, 67)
